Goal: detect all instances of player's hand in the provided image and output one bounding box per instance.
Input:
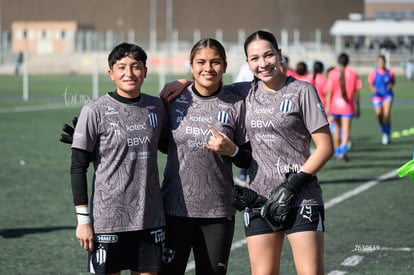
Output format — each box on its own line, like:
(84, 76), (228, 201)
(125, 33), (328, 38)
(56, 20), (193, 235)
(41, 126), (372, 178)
(261, 184), (294, 227)
(59, 116), (78, 144)
(159, 79), (191, 104)
(76, 223), (94, 251)
(204, 125), (238, 156)
(233, 185), (267, 211)
(261, 171), (313, 227)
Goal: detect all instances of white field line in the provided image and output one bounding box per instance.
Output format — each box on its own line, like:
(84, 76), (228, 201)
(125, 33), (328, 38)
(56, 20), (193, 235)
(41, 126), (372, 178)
(327, 271), (347, 275)
(377, 247), (413, 252)
(358, 246), (413, 253)
(0, 103), (81, 114)
(340, 255), (364, 267)
(329, 246), (414, 274)
(185, 169), (399, 273)
(324, 169), (398, 209)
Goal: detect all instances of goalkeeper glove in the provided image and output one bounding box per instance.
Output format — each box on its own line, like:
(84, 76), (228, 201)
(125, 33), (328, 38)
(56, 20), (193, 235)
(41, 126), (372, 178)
(261, 171), (314, 228)
(233, 185), (267, 211)
(59, 116), (78, 144)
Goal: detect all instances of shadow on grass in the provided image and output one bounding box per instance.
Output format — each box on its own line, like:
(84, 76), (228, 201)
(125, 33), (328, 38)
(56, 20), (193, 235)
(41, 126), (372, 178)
(0, 226), (75, 238)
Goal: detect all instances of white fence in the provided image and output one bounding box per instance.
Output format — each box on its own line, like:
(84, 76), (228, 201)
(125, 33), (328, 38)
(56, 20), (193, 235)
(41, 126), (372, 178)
(0, 28), (411, 77)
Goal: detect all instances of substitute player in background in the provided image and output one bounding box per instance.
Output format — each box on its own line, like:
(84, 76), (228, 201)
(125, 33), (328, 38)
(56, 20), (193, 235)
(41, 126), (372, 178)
(294, 61), (312, 82)
(280, 55), (296, 77)
(367, 54), (396, 145)
(161, 38), (251, 275)
(70, 43), (168, 275)
(325, 53), (361, 161)
(312, 61), (328, 108)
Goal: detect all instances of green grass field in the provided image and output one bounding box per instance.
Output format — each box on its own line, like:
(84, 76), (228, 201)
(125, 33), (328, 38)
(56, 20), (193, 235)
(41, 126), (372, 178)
(1, 73), (413, 274)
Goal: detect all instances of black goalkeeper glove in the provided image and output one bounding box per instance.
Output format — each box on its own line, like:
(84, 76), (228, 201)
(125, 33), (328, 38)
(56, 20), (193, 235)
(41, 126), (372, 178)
(261, 171), (314, 228)
(59, 116), (78, 144)
(233, 185), (267, 211)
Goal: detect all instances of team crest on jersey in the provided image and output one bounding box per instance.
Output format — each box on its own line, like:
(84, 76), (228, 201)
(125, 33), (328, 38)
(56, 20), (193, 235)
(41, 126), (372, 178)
(217, 111), (229, 124)
(280, 99), (293, 113)
(148, 113), (158, 128)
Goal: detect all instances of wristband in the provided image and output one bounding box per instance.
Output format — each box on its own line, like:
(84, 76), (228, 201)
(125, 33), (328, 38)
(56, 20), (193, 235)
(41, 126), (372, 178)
(76, 206), (91, 225)
(230, 146), (239, 157)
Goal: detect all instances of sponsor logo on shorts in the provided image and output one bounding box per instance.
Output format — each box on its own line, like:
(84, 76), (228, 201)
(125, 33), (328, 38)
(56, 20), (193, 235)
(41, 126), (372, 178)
(217, 262), (227, 270)
(300, 205), (313, 222)
(95, 244), (107, 265)
(95, 234), (118, 243)
(162, 247), (175, 263)
(150, 228), (165, 243)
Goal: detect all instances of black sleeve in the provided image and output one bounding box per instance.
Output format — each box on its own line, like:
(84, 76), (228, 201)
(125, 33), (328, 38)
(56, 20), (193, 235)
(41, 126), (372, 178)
(70, 148), (93, 206)
(157, 103), (169, 154)
(225, 82), (252, 98)
(232, 142), (252, 168)
(157, 132), (169, 154)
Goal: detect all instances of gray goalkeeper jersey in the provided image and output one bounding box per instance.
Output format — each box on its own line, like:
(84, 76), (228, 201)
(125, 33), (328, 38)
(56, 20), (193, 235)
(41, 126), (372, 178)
(245, 78), (329, 207)
(162, 84), (247, 218)
(72, 93), (167, 233)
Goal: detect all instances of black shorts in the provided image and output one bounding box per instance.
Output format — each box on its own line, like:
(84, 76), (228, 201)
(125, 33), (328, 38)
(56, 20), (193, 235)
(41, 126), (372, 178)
(162, 215), (235, 275)
(244, 205), (325, 237)
(88, 228), (164, 275)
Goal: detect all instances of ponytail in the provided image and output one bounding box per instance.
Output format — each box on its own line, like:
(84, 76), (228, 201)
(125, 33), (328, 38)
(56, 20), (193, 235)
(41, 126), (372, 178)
(337, 53), (349, 103)
(339, 66), (348, 102)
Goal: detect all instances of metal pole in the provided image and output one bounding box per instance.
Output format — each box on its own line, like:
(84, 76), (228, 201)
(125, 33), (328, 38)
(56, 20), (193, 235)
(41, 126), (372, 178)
(149, 0), (157, 52)
(0, 0), (3, 64)
(92, 32), (99, 99)
(165, 0), (173, 80)
(22, 51), (29, 101)
(166, 0), (172, 46)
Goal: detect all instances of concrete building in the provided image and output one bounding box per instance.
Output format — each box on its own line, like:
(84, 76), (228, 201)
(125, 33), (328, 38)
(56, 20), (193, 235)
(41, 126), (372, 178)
(0, 0), (364, 48)
(1, 0), (413, 75)
(365, 0), (414, 20)
(11, 21), (78, 55)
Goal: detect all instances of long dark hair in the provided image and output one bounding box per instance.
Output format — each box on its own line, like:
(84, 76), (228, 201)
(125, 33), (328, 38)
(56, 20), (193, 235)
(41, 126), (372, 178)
(338, 53), (349, 102)
(189, 38), (227, 65)
(243, 30), (279, 57)
(313, 61), (324, 82)
(189, 38), (227, 86)
(243, 30), (280, 91)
